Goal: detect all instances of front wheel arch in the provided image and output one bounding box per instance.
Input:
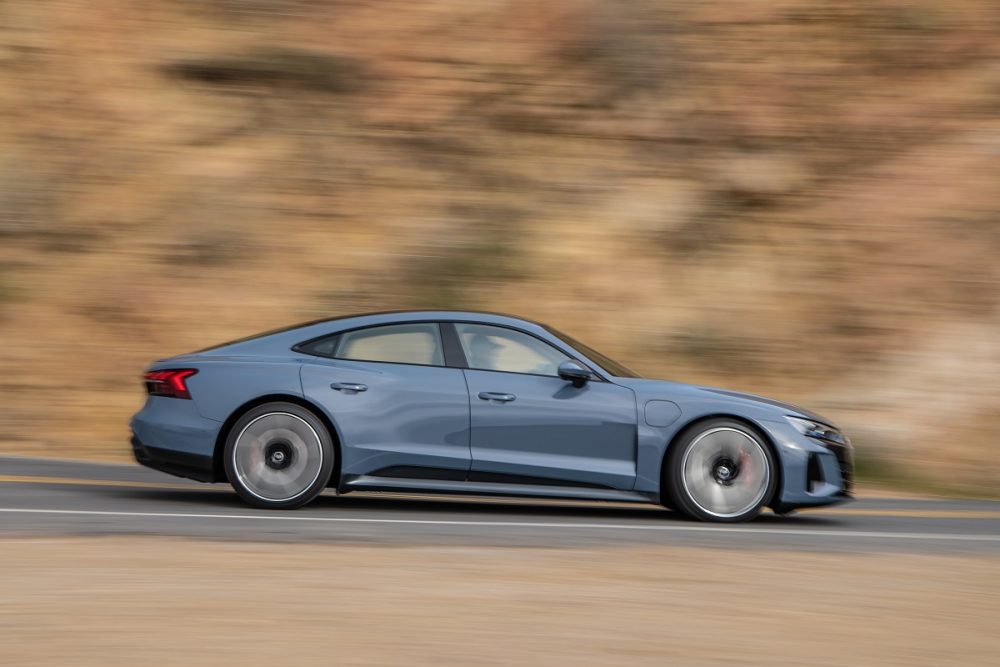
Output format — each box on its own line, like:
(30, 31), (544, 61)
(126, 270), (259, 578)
(659, 414), (782, 511)
(213, 394), (343, 487)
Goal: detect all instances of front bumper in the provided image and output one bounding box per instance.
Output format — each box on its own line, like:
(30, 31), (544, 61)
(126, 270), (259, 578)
(761, 418), (854, 512)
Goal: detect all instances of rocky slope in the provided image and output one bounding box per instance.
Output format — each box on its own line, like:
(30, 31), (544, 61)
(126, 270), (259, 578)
(1, 0), (998, 489)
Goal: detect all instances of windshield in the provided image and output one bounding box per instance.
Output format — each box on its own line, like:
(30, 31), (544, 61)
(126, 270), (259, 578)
(545, 327), (641, 378)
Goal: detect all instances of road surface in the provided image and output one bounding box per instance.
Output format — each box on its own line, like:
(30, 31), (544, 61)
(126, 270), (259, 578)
(1, 455), (998, 553)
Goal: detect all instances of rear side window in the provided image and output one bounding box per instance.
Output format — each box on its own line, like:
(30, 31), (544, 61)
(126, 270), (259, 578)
(297, 323), (445, 367)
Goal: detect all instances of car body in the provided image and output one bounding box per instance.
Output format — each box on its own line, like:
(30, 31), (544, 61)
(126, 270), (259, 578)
(130, 310), (853, 521)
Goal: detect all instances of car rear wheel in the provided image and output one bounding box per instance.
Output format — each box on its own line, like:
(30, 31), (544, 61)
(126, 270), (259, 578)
(665, 419), (776, 522)
(224, 402), (335, 510)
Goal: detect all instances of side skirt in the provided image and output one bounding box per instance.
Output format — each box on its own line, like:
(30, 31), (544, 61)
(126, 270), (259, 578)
(340, 475), (657, 504)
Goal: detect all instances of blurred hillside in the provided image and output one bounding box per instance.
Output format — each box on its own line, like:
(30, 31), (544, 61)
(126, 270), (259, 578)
(1, 0), (998, 491)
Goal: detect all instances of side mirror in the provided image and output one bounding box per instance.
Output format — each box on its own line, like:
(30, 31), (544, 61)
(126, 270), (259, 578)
(558, 360), (592, 388)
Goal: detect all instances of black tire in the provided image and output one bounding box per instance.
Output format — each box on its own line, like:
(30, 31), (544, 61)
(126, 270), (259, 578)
(664, 418), (776, 522)
(223, 402), (335, 510)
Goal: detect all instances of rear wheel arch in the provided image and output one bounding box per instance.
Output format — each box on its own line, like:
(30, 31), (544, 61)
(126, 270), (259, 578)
(213, 394), (343, 487)
(659, 413), (782, 510)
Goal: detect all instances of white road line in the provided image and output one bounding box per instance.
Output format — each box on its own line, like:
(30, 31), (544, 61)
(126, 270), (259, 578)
(1, 507), (998, 542)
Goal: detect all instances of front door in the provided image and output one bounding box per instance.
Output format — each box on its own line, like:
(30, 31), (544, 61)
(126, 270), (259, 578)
(453, 323), (638, 490)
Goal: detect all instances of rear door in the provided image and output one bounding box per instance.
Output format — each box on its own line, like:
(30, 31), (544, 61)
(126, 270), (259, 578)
(299, 322), (471, 479)
(453, 323), (638, 490)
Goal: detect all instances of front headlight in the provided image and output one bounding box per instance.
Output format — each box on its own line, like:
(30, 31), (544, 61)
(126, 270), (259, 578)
(786, 416), (849, 446)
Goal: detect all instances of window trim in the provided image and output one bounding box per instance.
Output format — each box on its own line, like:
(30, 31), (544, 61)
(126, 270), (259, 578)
(292, 321), (449, 369)
(439, 321), (469, 369)
(293, 319), (609, 381)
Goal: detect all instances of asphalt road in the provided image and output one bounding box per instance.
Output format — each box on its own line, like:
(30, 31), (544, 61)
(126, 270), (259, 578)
(1, 455), (998, 554)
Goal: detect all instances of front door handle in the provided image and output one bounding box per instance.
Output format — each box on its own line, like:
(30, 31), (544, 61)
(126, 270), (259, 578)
(478, 391), (516, 403)
(331, 382), (368, 393)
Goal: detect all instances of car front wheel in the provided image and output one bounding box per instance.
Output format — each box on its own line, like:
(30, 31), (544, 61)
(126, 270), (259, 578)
(665, 419), (776, 522)
(224, 402), (335, 510)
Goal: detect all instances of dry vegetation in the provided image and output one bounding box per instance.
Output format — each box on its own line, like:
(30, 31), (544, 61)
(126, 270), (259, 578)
(0, 1), (998, 489)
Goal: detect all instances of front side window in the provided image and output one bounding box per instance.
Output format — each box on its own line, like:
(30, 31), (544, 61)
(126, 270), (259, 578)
(455, 323), (570, 377)
(299, 323), (445, 366)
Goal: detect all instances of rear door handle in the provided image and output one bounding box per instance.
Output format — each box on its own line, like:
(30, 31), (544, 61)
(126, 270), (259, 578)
(331, 382), (368, 393)
(478, 391), (516, 403)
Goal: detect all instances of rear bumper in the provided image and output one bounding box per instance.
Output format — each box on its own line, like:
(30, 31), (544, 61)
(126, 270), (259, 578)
(131, 434), (216, 483)
(130, 396), (222, 483)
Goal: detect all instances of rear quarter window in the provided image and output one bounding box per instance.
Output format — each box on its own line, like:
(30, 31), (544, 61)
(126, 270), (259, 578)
(296, 322), (445, 367)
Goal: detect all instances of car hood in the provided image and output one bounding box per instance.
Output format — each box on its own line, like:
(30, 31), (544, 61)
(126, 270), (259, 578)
(612, 378), (834, 426)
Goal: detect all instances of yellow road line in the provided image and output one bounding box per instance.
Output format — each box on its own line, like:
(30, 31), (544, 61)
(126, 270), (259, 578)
(0, 474), (224, 492)
(0, 475), (998, 519)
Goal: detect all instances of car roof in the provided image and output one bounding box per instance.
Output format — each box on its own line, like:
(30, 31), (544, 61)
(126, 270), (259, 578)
(290, 309), (552, 335)
(197, 310), (552, 355)
(307, 309), (546, 327)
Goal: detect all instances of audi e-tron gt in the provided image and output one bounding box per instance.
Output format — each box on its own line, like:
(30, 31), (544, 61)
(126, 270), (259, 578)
(131, 311), (853, 521)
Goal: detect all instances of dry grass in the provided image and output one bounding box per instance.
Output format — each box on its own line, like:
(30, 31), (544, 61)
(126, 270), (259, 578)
(0, 0), (998, 488)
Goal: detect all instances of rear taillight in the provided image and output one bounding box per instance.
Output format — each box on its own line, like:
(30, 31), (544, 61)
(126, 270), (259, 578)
(144, 369), (198, 399)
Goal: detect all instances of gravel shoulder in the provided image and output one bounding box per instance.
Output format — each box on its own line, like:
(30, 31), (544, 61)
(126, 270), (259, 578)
(2, 537), (998, 666)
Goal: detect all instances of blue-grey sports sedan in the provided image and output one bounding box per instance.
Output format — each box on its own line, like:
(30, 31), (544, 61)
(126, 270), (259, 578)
(131, 310), (853, 521)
